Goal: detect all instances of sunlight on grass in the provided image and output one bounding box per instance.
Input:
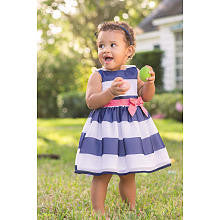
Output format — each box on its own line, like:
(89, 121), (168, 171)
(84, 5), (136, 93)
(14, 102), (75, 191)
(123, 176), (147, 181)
(154, 119), (183, 133)
(37, 118), (183, 155)
(37, 118), (86, 152)
(38, 118), (182, 147)
(37, 138), (49, 154)
(46, 132), (74, 145)
(38, 118), (87, 127)
(160, 131), (183, 142)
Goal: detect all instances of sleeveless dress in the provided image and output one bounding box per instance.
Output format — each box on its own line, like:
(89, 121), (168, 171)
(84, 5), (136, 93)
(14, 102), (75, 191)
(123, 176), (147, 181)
(75, 65), (171, 176)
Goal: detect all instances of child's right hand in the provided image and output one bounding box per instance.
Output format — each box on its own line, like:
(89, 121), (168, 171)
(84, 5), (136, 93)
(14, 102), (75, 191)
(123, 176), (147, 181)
(109, 77), (130, 96)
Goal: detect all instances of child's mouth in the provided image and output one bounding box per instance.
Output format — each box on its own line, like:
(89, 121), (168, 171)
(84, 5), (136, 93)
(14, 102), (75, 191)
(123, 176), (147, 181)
(104, 56), (113, 63)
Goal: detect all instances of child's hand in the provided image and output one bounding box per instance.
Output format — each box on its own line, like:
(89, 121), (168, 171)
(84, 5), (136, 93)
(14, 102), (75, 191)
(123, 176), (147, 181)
(109, 77), (130, 96)
(145, 65), (155, 84)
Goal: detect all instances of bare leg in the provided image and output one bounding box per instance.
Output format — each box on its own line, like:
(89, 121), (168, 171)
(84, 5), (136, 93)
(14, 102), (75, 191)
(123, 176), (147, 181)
(119, 173), (136, 210)
(91, 174), (112, 215)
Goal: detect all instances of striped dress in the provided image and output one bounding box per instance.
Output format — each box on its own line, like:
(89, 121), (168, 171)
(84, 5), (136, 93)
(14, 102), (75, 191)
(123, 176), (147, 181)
(75, 65), (171, 176)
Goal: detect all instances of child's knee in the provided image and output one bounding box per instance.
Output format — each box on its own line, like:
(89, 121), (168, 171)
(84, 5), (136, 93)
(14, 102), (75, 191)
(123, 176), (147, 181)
(119, 173), (135, 182)
(93, 174), (112, 184)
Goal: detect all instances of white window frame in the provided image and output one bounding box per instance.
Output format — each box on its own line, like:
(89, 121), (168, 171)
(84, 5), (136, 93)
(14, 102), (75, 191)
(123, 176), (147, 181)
(174, 31), (183, 90)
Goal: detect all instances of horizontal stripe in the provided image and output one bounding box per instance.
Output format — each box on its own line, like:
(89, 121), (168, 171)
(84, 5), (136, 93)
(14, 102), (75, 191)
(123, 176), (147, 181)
(97, 65), (136, 73)
(113, 95), (138, 100)
(75, 164), (171, 176)
(102, 79), (138, 97)
(125, 65), (136, 68)
(98, 66), (138, 82)
(75, 148), (171, 174)
(82, 118), (158, 140)
(79, 133), (165, 156)
(89, 106), (150, 123)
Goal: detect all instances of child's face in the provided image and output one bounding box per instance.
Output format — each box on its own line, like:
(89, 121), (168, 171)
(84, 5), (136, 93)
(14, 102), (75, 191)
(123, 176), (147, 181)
(97, 30), (133, 71)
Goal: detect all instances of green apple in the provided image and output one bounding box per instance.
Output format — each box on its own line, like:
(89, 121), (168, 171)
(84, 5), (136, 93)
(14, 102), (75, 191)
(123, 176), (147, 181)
(139, 66), (151, 82)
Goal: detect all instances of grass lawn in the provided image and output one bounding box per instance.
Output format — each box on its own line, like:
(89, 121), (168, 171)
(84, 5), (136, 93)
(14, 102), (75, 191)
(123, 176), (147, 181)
(38, 118), (183, 219)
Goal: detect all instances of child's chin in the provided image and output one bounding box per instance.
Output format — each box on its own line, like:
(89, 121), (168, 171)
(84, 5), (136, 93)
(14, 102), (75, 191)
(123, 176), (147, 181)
(104, 61), (114, 67)
(103, 64), (115, 70)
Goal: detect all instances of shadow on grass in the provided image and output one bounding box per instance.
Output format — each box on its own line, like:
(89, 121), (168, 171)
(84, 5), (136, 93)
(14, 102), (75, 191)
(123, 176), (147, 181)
(38, 134), (78, 163)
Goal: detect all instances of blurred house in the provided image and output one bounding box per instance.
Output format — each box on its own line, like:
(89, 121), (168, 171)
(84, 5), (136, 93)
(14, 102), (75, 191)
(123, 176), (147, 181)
(136, 0), (183, 91)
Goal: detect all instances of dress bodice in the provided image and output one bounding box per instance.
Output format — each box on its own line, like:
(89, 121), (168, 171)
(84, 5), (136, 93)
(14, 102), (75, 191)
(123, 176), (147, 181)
(97, 65), (138, 100)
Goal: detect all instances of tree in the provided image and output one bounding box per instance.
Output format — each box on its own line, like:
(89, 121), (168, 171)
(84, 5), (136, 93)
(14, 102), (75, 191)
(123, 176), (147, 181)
(37, 0), (160, 117)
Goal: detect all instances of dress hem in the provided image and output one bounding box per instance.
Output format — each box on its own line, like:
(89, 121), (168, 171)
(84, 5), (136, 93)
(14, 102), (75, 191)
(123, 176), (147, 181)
(74, 163), (171, 176)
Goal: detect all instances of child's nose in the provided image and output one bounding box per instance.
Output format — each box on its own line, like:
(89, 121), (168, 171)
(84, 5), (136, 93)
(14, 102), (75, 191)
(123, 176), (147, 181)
(103, 45), (111, 53)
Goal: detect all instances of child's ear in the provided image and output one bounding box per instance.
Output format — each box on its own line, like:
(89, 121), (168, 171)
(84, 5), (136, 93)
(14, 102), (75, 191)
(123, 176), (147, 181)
(127, 45), (135, 59)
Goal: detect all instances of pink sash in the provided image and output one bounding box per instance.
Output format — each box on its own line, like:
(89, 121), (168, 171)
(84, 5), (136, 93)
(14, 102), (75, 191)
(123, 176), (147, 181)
(104, 97), (148, 117)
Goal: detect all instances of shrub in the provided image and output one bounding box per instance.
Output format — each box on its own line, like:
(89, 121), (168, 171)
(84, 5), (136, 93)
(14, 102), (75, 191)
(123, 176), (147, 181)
(57, 91), (183, 122)
(37, 52), (80, 118)
(144, 93), (183, 122)
(57, 91), (90, 118)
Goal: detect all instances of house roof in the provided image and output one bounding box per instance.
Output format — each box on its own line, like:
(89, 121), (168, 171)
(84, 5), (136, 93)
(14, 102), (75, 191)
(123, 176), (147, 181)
(138, 0), (183, 33)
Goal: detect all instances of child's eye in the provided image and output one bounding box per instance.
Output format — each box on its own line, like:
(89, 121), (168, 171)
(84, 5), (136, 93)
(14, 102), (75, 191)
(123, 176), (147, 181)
(111, 43), (116, 47)
(99, 44), (104, 49)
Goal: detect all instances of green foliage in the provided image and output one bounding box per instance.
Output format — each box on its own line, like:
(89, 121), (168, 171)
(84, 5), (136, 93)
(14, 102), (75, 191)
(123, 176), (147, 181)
(57, 91), (90, 118)
(37, 51), (81, 117)
(37, 118), (182, 219)
(38, 0), (160, 69)
(57, 91), (183, 121)
(144, 93), (183, 122)
(131, 50), (164, 91)
(37, 0), (162, 118)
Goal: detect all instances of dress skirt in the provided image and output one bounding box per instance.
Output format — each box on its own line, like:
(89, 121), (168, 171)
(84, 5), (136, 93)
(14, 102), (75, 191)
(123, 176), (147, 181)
(75, 105), (171, 176)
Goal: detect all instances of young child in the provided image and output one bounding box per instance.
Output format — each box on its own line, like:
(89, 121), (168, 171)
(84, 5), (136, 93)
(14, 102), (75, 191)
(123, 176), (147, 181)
(75, 21), (171, 215)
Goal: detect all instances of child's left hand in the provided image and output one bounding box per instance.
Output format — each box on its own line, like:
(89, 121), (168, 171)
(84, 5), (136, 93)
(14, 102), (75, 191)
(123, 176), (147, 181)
(145, 65), (155, 84)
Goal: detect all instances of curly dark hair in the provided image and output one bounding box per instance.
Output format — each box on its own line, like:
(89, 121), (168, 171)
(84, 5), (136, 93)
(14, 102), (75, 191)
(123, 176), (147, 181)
(95, 21), (136, 49)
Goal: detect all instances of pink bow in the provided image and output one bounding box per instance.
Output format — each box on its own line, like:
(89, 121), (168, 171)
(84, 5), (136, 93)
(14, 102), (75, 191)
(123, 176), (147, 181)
(128, 97), (149, 117)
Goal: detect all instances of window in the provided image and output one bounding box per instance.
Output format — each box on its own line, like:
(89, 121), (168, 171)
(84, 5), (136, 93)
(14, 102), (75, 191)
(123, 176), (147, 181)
(175, 31), (183, 89)
(154, 44), (160, 50)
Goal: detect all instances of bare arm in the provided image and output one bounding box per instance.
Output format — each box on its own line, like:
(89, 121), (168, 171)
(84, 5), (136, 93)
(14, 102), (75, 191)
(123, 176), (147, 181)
(86, 71), (114, 109)
(86, 71), (129, 109)
(137, 67), (155, 102)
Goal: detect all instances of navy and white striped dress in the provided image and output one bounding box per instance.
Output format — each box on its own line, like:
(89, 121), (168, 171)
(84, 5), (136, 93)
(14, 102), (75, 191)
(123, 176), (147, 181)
(75, 65), (171, 176)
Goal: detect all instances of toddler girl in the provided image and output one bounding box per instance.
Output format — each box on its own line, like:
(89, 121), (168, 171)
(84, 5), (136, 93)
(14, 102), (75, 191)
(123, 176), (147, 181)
(75, 21), (171, 215)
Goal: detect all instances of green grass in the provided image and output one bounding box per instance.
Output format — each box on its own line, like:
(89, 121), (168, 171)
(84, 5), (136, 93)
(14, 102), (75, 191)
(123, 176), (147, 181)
(38, 118), (183, 219)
